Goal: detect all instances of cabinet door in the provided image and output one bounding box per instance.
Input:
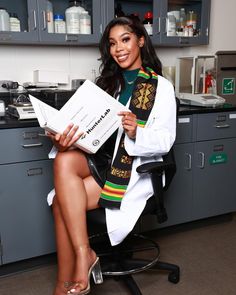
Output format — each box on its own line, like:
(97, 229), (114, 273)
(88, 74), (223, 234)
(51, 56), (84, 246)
(105, 0), (161, 45)
(160, 0), (210, 46)
(0, 160), (55, 264)
(0, 0), (39, 44)
(37, 0), (102, 45)
(140, 143), (194, 232)
(192, 138), (236, 220)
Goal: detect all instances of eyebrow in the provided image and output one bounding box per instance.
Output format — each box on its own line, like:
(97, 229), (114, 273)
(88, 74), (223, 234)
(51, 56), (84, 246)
(109, 32), (131, 41)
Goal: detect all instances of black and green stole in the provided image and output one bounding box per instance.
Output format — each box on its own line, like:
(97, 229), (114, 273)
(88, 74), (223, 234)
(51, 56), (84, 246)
(99, 67), (158, 209)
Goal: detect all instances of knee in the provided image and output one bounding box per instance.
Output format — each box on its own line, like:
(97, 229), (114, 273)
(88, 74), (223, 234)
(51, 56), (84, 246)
(53, 149), (86, 177)
(54, 151), (71, 174)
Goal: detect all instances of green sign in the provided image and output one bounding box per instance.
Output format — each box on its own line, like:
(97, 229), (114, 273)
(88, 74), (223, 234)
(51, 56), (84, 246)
(209, 153), (227, 165)
(222, 78), (235, 95)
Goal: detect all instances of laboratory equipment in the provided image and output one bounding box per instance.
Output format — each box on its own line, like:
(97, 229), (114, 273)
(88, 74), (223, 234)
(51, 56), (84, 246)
(175, 55), (225, 107)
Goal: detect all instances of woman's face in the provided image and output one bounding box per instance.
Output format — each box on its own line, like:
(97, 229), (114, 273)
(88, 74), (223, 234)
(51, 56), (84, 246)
(109, 25), (144, 70)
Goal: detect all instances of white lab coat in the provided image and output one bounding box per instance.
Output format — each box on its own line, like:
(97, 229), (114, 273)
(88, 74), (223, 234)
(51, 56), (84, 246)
(47, 75), (176, 246)
(105, 75), (176, 245)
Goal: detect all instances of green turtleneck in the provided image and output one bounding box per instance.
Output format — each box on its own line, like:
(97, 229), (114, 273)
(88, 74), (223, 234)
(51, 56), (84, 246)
(119, 68), (140, 106)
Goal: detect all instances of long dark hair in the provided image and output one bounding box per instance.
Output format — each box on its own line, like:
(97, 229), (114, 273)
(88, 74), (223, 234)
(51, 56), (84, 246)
(96, 17), (162, 97)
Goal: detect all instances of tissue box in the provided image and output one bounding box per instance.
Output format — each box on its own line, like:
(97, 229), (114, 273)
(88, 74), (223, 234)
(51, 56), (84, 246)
(33, 70), (68, 84)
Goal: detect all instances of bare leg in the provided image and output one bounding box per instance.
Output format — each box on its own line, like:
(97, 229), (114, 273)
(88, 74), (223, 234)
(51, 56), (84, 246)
(52, 198), (75, 295)
(53, 149), (102, 293)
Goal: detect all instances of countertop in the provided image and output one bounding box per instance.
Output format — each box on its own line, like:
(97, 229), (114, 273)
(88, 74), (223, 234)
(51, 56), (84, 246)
(1, 103), (236, 130)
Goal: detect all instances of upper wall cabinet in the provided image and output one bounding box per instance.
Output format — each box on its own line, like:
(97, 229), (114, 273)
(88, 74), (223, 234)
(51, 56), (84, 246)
(37, 0), (101, 45)
(105, 0), (211, 46)
(0, 0), (210, 46)
(0, 0), (39, 44)
(0, 0), (102, 45)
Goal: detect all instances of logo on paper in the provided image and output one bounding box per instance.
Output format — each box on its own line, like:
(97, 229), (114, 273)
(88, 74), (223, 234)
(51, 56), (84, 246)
(92, 139), (100, 146)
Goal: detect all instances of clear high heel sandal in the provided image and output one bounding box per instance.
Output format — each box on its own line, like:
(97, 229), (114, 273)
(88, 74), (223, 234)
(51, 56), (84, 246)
(67, 257), (103, 295)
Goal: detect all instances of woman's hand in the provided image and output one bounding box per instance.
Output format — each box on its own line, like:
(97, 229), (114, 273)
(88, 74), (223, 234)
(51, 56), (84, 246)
(46, 123), (83, 152)
(119, 111), (137, 140)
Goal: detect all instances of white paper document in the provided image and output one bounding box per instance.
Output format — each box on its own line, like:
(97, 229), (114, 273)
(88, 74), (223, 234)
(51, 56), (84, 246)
(30, 80), (127, 154)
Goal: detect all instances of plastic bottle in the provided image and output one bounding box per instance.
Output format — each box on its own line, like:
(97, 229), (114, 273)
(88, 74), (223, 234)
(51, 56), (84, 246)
(46, 0), (54, 33)
(79, 10), (91, 34)
(54, 14), (66, 33)
(186, 10), (197, 30)
(9, 13), (21, 32)
(65, 0), (85, 34)
(143, 11), (153, 35)
(166, 12), (176, 36)
(0, 8), (10, 31)
(179, 8), (186, 29)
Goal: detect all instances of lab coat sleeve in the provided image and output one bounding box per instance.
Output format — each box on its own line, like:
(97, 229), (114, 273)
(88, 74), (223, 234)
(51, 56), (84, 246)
(124, 77), (176, 157)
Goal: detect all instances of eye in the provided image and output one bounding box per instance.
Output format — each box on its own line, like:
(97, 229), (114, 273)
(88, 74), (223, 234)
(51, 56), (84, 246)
(122, 37), (130, 43)
(109, 41), (115, 47)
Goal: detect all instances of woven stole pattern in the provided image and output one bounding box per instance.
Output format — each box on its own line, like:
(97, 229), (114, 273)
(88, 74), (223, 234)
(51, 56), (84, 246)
(98, 67), (158, 209)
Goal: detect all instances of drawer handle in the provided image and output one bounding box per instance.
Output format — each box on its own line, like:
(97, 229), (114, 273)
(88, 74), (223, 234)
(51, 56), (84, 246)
(42, 11), (47, 31)
(197, 152), (205, 169)
(185, 153), (192, 170)
(214, 124), (230, 129)
(27, 168), (43, 176)
(22, 143), (43, 148)
(33, 10), (37, 30)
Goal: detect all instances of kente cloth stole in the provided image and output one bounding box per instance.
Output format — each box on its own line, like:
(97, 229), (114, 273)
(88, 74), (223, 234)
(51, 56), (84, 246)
(98, 67), (158, 209)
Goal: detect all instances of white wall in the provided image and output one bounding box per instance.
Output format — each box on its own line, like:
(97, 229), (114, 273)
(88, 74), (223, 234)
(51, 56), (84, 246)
(0, 0), (235, 87)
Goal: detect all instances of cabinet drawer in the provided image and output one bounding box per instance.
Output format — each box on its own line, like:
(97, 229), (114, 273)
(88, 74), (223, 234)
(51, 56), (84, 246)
(175, 116), (193, 144)
(196, 112), (236, 141)
(0, 127), (53, 164)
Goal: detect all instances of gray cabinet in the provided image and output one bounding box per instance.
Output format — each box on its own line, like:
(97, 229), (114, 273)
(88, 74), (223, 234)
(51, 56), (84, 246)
(0, 0), (102, 45)
(0, 0), (210, 46)
(193, 138), (236, 219)
(106, 0), (211, 46)
(0, 127), (55, 265)
(141, 110), (236, 232)
(0, 0), (39, 44)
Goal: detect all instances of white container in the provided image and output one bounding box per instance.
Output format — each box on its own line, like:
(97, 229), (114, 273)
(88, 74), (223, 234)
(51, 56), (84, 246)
(33, 70), (69, 84)
(54, 14), (66, 33)
(65, 1), (85, 34)
(46, 0), (54, 33)
(9, 13), (21, 32)
(0, 8), (10, 31)
(79, 10), (91, 34)
(166, 12), (176, 36)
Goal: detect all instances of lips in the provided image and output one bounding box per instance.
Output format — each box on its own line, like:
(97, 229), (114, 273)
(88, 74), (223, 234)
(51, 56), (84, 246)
(117, 54), (129, 62)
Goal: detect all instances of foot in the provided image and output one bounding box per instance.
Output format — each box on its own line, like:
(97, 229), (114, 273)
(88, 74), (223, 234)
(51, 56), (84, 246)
(54, 281), (73, 295)
(68, 246), (97, 294)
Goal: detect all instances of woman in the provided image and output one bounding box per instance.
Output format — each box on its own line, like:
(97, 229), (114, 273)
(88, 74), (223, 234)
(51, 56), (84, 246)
(48, 17), (176, 295)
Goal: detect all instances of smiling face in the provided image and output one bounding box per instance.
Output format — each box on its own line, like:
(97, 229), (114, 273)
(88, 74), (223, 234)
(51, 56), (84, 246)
(109, 25), (144, 70)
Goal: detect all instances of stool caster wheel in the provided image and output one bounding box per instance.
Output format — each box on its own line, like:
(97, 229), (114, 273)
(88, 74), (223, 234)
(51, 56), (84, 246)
(168, 270), (180, 284)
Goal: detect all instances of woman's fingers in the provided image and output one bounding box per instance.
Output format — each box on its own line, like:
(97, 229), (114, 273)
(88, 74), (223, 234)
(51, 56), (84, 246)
(48, 124), (83, 152)
(119, 111), (137, 139)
